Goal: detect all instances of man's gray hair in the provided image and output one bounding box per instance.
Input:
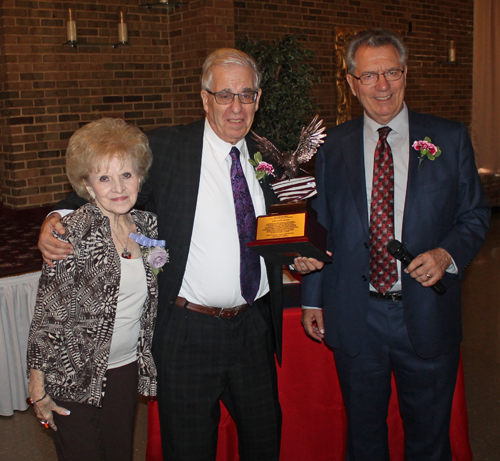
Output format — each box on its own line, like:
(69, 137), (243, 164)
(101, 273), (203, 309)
(201, 48), (261, 90)
(346, 28), (409, 74)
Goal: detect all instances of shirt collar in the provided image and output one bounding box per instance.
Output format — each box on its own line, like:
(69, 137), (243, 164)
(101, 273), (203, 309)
(204, 118), (247, 162)
(364, 103), (409, 142)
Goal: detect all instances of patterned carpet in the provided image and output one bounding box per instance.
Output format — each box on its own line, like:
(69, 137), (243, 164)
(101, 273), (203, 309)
(0, 209), (45, 278)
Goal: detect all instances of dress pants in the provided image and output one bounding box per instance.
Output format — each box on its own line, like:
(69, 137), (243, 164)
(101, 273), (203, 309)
(51, 361), (139, 461)
(155, 294), (281, 461)
(334, 296), (460, 461)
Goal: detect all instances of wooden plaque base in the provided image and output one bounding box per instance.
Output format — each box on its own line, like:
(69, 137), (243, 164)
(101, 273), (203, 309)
(247, 211), (331, 266)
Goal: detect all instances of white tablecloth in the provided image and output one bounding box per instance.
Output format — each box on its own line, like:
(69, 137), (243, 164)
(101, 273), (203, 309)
(0, 271), (40, 416)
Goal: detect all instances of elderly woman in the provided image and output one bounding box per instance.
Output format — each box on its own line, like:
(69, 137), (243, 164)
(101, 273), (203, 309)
(27, 118), (166, 461)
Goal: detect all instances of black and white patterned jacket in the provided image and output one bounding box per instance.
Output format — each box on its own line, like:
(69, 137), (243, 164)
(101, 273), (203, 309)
(27, 203), (159, 406)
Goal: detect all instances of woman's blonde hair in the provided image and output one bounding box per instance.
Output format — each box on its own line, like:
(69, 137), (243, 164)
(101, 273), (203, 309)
(66, 118), (152, 200)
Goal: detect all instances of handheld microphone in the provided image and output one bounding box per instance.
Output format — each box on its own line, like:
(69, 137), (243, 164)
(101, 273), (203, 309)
(387, 240), (446, 296)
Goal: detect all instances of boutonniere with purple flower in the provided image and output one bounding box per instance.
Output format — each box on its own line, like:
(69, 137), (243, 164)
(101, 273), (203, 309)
(412, 137), (442, 169)
(249, 152), (275, 181)
(130, 233), (169, 275)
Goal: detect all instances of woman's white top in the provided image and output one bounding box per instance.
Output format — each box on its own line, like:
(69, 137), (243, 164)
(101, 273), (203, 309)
(108, 256), (148, 369)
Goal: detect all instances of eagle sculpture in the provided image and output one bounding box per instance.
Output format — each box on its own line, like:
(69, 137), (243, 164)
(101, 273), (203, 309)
(251, 115), (327, 180)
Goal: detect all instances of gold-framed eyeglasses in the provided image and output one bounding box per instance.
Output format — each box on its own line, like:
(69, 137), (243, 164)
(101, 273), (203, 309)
(349, 69), (405, 85)
(205, 88), (258, 105)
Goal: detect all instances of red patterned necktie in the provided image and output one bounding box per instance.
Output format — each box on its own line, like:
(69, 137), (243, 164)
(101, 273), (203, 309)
(229, 147), (261, 305)
(369, 126), (398, 294)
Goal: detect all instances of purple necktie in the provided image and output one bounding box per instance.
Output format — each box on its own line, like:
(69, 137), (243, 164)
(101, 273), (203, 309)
(369, 126), (398, 294)
(229, 146), (260, 305)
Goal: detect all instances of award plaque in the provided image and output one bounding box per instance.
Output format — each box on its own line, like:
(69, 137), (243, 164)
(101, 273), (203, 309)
(248, 203), (331, 266)
(247, 116), (332, 266)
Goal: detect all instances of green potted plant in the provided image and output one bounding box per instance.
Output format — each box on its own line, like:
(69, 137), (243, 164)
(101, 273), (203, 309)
(237, 34), (321, 153)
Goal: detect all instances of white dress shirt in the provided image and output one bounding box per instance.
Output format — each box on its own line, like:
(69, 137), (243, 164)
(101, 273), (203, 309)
(178, 119), (270, 308)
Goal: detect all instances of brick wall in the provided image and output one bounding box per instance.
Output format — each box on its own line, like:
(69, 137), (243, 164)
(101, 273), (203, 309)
(0, 0), (475, 210)
(168, 0), (236, 124)
(0, 0), (235, 210)
(234, 0), (474, 128)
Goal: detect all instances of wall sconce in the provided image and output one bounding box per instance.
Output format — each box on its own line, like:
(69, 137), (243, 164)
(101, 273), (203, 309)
(66, 9), (77, 43)
(448, 40), (456, 63)
(63, 10), (130, 48)
(118, 12), (128, 45)
(140, 1), (188, 9)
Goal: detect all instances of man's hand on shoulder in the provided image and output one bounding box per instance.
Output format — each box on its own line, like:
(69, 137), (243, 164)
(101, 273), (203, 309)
(38, 213), (73, 267)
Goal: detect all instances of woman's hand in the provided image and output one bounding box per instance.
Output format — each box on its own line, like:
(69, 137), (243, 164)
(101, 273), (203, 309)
(31, 393), (70, 431)
(28, 369), (70, 431)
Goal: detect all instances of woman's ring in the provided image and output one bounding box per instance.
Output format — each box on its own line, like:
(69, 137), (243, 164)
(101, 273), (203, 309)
(426, 272), (432, 279)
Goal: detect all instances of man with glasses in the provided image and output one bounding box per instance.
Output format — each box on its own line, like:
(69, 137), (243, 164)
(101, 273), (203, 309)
(38, 48), (319, 460)
(301, 29), (489, 459)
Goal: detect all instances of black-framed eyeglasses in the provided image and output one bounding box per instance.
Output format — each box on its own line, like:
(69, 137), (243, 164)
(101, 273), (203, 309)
(349, 69), (405, 85)
(205, 88), (258, 105)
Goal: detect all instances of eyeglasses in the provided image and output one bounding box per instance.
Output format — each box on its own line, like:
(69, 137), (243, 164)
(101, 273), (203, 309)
(205, 88), (258, 105)
(349, 69), (405, 85)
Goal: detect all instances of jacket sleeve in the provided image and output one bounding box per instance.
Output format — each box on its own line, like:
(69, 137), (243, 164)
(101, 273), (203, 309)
(436, 124), (490, 278)
(27, 239), (76, 374)
(301, 145), (328, 308)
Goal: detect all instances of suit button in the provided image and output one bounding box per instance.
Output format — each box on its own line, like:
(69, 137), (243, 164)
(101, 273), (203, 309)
(364, 242), (369, 249)
(362, 275), (367, 281)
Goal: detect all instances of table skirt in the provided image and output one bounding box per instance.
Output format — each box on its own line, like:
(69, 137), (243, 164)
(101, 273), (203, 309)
(0, 271), (40, 416)
(146, 307), (472, 461)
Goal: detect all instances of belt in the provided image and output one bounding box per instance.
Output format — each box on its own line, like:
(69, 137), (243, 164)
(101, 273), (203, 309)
(369, 291), (403, 302)
(174, 296), (249, 319)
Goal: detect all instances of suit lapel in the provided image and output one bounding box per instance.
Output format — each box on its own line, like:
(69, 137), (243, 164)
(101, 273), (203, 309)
(342, 119), (370, 238)
(246, 133), (277, 210)
(185, 119), (204, 199)
(403, 110), (428, 224)
(177, 120), (204, 252)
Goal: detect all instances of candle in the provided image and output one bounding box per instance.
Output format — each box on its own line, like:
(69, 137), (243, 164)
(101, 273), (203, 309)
(66, 9), (77, 43)
(448, 40), (456, 62)
(118, 11), (128, 44)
